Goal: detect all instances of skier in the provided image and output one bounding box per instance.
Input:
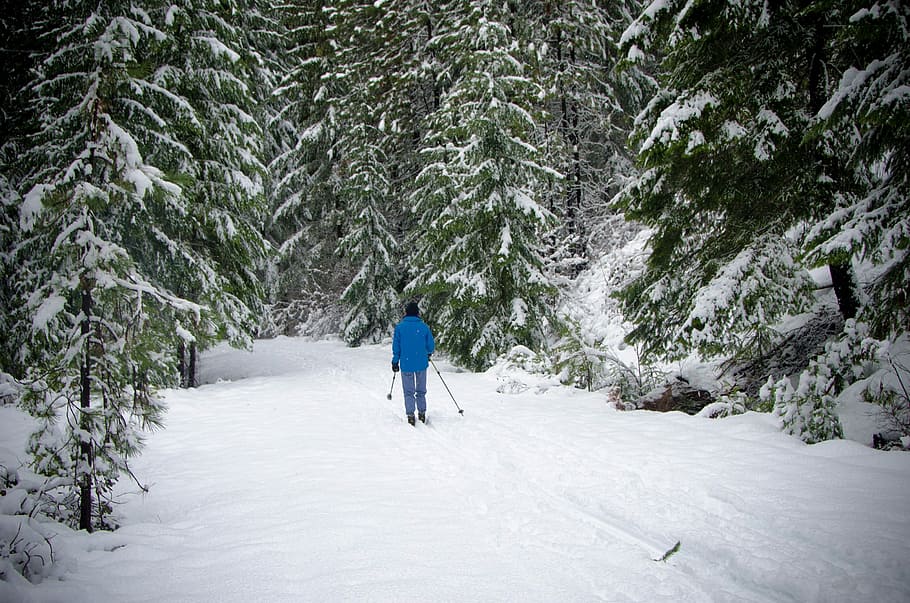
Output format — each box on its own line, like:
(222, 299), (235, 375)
(391, 301), (435, 425)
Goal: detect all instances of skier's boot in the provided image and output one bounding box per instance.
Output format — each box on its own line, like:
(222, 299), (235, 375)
(418, 412), (426, 424)
(407, 414), (416, 426)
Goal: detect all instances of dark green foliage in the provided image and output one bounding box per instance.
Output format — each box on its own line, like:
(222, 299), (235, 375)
(617, 0), (852, 361)
(2, 0), (271, 531)
(405, 1), (561, 370)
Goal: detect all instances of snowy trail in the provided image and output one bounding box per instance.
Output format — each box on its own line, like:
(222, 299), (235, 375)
(20, 338), (910, 602)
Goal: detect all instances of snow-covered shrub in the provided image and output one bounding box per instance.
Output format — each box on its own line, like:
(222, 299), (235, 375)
(0, 515), (54, 584)
(497, 345), (552, 375)
(552, 324), (665, 400)
(697, 390), (748, 419)
(490, 346), (560, 395)
(552, 326), (612, 392)
(1, 451), (58, 584)
(762, 320), (890, 444)
(863, 338), (910, 446)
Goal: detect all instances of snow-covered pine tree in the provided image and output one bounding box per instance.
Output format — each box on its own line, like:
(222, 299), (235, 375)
(1, 3), (48, 376)
(322, 1), (408, 345)
(337, 124), (400, 345)
(267, 0), (348, 336)
(148, 0), (269, 374)
(519, 0), (649, 271)
(409, 0), (561, 371)
(0, 171), (19, 374)
(14, 0), (204, 530)
(809, 0), (910, 340)
(616, 0), (837, 362)
(768, 0), (910, 442)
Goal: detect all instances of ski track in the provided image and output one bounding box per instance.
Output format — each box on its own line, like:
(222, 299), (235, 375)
(27, 338), (910, 603)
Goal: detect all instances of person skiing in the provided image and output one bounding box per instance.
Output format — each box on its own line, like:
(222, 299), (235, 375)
(391, 301), (435, 425)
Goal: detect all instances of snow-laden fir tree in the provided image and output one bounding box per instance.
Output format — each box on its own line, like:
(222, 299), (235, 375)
(322, 0), (411, 344)
(409, 0), (561, 371)
(267, 0), (348, 336)
(337, 124), (401, 345)
(770, 0), (910, 441)
(616, 0), (841, 363)
(519, 0), (650, 271)
(14, 0), (204, 530)
(147, 0), (269, 378)
(809, 0), (909, 340)
(1, 2), (52, 376)
(0, 171), (19, 373)
(620, 0), (909, 442)
(11, 0), (271, 529)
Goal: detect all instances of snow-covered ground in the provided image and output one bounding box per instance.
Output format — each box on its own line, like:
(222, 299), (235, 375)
(4, 337), (910, 602)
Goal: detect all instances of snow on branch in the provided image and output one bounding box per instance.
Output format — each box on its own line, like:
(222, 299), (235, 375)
(640, 91), (719, 154)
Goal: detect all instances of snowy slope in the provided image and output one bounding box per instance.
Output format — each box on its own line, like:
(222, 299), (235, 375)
(5, 337), (910, 602)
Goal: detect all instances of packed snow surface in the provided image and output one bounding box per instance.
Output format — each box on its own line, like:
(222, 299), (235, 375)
(6, 338), (910, 602)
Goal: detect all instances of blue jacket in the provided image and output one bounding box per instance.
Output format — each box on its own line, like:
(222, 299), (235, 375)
(392, 316), (435, 372)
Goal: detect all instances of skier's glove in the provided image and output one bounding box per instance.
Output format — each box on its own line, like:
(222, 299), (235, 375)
(392, 363), (399, 372)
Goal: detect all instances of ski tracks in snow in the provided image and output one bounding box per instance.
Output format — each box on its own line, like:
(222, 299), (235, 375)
(54, 338), (910, 603)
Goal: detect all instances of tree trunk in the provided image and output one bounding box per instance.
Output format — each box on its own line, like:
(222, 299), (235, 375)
(79, 280), (94, 533)
(178, 339), (198, 388)
(555, 31), (586, 274)
(188, 341), (197, 388)
(829, 262), (859, 320)
(177, 339), (188, 387)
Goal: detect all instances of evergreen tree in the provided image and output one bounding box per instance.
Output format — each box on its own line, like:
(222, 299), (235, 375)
(267, 0), (349, 335)
(337, 124), (400, 344)
(767, 0), (910, 443)
(616, 0), (845, 361)
(1, 3), (50, 374)
(11, 0), (270, 529)
(149, 0), (269, 364)
(14, 0), (200, 530)
(409, 0), (561, 370)
(810, 0), (910, 339)
(618, 0), (908, 441)
(327, 0), (407, 344)
(521, 0), (649, 269)
(0, 171), (19, 372)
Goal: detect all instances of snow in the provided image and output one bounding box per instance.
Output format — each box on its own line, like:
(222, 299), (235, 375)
(19, 184), (50, 231)
(4, 337), (910, 602)
(31, 294), (67, 333)
(194, 36), (241, 64)
(641, 92), (719, 154)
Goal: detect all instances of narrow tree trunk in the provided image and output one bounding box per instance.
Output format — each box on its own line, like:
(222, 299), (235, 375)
(177, 339), (198, 388)
(79, 280), (94, 533)
(829, 263), (859, 320)
(188, 341), (197, 388)
(556, 31), (586, 274)
(178, 339), (188, 388)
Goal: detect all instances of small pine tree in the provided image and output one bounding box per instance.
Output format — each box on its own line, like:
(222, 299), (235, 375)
(762, 320), (890, 444)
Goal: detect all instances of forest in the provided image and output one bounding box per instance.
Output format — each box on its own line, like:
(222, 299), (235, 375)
(0, 0), (907, 543)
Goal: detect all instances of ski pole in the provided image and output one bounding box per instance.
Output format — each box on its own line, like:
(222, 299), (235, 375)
(386, 371), (396, 400)
(430, 358), (464, 415)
